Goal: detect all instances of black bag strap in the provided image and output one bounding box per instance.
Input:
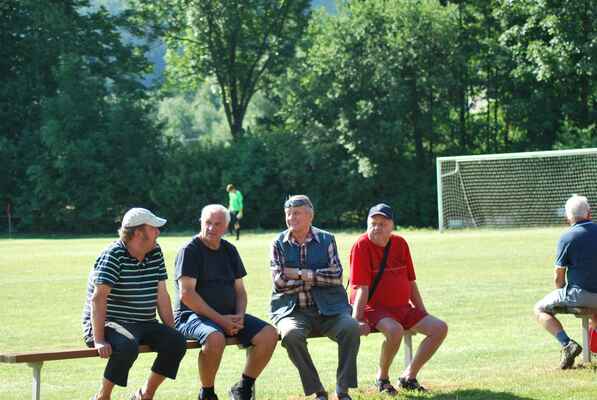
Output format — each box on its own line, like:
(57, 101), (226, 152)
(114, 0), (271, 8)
(368, 239), (392, 301)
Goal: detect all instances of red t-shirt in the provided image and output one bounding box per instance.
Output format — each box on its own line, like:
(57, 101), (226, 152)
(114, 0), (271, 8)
(349, 233), (416, 307)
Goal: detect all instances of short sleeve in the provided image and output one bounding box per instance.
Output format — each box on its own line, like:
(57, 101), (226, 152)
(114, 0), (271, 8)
(229, 244), (247, 279)
(395, 237), (416, 281)
(554, 237), (569, 268)
(94, 250), (121, 286)
(153, 245), (168, 280)
(350, 238), (373, 286)
(175, 244), (200, 281)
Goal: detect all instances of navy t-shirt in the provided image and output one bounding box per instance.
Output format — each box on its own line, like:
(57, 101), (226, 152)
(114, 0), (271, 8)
(174, 237), (246, 323)
(555, 220), (597, 293)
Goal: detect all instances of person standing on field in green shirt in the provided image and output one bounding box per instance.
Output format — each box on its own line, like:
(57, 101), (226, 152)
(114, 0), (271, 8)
(227, 184), (243, 240)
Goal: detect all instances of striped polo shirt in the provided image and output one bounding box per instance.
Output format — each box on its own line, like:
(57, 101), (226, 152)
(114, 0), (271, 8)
(82, 240), (167, 339)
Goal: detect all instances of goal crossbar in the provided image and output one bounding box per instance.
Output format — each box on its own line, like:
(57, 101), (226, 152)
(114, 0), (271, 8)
(436, 148), (597, 231)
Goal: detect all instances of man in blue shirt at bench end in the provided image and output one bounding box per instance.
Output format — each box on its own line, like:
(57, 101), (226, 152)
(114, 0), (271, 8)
(534, 194), (597, 369)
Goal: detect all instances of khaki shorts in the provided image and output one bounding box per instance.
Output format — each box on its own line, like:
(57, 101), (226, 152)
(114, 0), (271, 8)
(535, 287), (597, 314)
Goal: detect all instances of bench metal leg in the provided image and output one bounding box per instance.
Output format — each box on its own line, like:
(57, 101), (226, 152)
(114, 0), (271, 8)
(27, 362), (43, 400)
(404, 333), (413, 367)
(581, 316), (591, 363)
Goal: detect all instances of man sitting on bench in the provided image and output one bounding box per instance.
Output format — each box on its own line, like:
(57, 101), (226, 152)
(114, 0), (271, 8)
(82, 208), (187, 400)
(350, 203), (447, 394)
(535, 195), (597, 369)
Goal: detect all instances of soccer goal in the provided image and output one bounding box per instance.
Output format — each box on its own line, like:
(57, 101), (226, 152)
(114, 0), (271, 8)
(436, 148), (597, 231)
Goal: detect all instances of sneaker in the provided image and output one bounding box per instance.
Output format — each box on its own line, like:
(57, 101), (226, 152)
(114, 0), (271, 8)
(398, 377), (427, 392)
(314, 391), (328, 400)
(375, 378), (398, 395)
(336, 393), (352, 400)
(228, 381), (254, 400)
(560, 339), (582, 369)
(199, 388), (219, 400)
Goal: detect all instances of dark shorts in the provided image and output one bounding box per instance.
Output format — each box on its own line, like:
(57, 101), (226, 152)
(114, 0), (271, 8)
(364, 304), (428, 330)
(176, 313), (268, 348)
(83, 320), (186, 387)
(230, 211), (239, 227)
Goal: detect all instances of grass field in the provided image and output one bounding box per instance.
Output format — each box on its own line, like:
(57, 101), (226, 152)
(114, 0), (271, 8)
(1, 228), (596, 399)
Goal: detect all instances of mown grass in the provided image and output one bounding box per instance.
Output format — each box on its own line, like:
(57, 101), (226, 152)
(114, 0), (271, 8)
(1, 228), (596, 399)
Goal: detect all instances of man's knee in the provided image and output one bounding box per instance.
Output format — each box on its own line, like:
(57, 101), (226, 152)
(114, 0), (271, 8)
(434, 319), (448, 339)
(110, 338), (139, 362)
(380, 321), (404, 342)
(254, 325), (279, 347)
(336, 316), (361, 342)
(534, 300), (555, 320)
(203, 331), (226, 353)
(280, 327), (307, 349)
(169, 331), (188, 358)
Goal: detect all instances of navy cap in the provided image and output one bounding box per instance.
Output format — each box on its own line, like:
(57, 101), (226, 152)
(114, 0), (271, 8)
(368, 203), (394, 220)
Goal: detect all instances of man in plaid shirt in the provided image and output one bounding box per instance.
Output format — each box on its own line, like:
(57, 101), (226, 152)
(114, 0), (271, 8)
(269, 195), (360, 400)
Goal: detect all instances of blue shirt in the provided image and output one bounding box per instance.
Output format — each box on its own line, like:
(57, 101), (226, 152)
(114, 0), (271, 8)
(555, 221), (597, 292)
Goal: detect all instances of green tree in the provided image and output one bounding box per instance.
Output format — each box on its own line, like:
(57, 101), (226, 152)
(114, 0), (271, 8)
(134, 0), (311, 140)
(2, 0), (162, 232)
(498, 0), (597, 148)
(268, 0), (459, 226)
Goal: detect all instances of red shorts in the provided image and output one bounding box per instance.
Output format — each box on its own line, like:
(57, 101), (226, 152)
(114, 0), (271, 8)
(364, 304), (428, 330)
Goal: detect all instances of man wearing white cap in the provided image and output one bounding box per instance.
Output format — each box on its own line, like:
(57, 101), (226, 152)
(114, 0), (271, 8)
(82, 208), (187, 400)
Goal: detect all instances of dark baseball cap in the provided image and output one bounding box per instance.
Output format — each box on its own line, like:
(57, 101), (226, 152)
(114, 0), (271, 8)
(368, 203), (394, 220)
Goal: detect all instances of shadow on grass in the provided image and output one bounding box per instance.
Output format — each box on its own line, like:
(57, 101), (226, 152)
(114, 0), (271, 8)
(401, 389), (538, 400)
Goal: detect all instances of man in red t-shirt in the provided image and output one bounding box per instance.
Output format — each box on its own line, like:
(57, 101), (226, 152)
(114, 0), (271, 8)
(350, 203), (447, 394)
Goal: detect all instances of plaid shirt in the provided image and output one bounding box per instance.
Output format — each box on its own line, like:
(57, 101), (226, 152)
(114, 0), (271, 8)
(270, 227), (343, 308)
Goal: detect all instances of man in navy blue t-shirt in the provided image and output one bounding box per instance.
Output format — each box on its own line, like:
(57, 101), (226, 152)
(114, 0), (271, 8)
(174, 204), (278, 400)
(534, 195), (597, 369)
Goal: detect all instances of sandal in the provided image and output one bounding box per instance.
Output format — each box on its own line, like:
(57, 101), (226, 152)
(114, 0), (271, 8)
(398, 377), (427, 392)
(375, 378), (398, 395)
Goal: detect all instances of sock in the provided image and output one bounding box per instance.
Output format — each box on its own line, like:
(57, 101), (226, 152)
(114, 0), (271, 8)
(201, 386), (215, 397)
(556, 330), (571, 346)
(241, 374), (255, 389)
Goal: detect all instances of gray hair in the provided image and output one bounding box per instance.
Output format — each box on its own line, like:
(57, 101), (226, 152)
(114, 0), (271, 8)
(201, 204), (230, 224)
(284, 194), (314, 213)
(565, 195), (591, 222)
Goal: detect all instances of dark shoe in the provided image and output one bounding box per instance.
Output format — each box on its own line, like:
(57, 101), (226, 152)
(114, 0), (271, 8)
(398, 377), (427, 392)
(228, 381), (254, 400)
(199, 388), (219, 400)
(336, 392), (352, 400)
(560, 339), (582, 369)
(375, 378), (398, 395)
(314, 391), (328, 400)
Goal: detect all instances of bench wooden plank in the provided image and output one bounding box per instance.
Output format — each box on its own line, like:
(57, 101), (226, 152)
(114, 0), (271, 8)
(0, 339), (225, 364)
(1, 331), (414, 400)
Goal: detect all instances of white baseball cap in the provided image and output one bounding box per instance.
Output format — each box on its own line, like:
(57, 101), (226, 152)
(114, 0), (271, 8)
(121, 208), (167, 228)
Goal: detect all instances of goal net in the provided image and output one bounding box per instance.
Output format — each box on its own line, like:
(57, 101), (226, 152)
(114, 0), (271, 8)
(436, 148), (597, 231)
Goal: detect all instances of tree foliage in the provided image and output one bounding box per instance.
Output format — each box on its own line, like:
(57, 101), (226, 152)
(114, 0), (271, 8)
(134, 0), (311, 140)
(2, 0), (163, 232)
(4, 0), (597, 233)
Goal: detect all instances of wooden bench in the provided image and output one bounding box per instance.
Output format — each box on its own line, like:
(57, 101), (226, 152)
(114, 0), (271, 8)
(0, 332), (414, 400)
(552, 306), (597, 363)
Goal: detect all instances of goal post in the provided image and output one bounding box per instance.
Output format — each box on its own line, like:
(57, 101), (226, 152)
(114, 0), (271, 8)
(436, 148), (597, 231)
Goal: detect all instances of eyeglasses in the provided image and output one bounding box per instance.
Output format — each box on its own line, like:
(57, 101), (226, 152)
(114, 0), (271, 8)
(284, 198), (313, 209)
